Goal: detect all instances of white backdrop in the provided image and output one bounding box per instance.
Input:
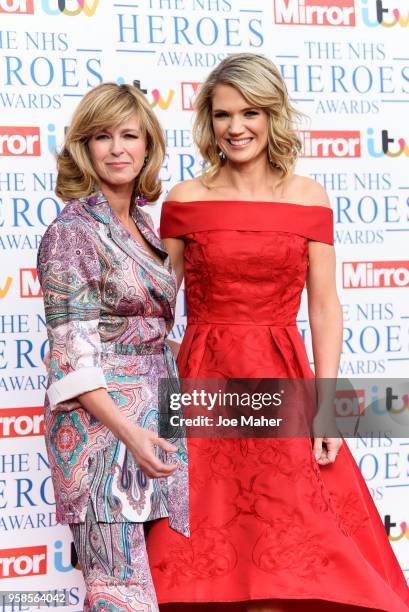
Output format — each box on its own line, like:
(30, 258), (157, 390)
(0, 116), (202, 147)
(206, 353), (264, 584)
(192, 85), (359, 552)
(0, 0), (408, 607)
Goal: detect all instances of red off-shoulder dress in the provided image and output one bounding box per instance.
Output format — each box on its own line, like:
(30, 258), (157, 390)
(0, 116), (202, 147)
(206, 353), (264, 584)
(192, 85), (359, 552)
(147, 200), (409, 611)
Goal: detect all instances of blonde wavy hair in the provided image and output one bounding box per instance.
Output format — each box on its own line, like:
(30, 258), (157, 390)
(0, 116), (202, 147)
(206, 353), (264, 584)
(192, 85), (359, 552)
(56, 82), (165, 203)
(193, 53), (302, 185)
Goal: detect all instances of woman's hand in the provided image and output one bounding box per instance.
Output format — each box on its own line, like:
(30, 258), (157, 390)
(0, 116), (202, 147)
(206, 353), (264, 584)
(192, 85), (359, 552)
(77, 388), (178, 479)
(313, 436), (343, 465)
(125, 423), (178, 478)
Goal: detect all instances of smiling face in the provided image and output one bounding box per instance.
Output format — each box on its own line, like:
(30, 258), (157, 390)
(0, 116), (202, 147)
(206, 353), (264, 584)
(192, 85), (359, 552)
(87, 114), (147, 193)
(211, 84), (269, 165)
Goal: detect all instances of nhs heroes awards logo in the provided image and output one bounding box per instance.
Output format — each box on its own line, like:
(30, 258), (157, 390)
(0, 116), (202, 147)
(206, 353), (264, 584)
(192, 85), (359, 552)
(0, 26), (103, 111)
(272, 12), (409, 115)
(299, 300), (409, 375)
(0, 312), (48, 392)
(273, 0), (409, 27)
(332, 182), (409, 247)
(115, 2), (264, 68)
(278, 53), (409, 116)
(354, 435), (409, 502)
(0, 451), (57, 532)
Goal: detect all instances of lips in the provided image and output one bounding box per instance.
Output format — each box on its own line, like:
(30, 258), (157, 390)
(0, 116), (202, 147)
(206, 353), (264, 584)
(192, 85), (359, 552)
(106, 162), (130, 168)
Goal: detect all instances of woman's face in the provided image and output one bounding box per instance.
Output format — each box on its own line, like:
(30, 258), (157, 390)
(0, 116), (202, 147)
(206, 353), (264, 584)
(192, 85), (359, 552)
(88, 114), (147, 192)
(211, 84), (269, 165)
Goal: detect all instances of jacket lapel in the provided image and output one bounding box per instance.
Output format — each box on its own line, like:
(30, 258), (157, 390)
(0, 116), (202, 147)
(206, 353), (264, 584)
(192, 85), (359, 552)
(82, 192), (173, 288)
(81, 191), (176, 324)
(82, 192), (167, 267)
(133, 207), (168, 257)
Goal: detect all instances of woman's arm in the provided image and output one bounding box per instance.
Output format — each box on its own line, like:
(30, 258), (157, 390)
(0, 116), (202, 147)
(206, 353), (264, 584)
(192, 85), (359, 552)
(78, 389), (177, 478)
(164, 237), (184, 290)
(307, 239), (343, 465)
(307, 241), (343, 379)
(162, 178), (204, 289)
(294, 179), (343, 465)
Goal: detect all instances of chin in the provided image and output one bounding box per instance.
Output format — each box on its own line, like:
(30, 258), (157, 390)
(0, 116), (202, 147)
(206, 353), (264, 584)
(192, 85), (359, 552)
(227, 154), (254, 164)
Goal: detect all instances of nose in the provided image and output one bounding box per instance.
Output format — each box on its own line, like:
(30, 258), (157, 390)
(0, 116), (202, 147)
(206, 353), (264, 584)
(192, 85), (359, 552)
(228, 115), (245, 135)
(110, 135), (124, 156)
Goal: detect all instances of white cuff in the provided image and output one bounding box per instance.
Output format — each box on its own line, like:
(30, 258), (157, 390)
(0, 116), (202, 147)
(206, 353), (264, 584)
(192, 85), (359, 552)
(47, 367), (107, 410)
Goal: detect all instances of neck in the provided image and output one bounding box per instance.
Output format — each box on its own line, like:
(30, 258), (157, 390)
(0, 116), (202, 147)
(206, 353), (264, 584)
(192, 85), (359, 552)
(220, 157), (280, 197)
(100, 183), (134, 221)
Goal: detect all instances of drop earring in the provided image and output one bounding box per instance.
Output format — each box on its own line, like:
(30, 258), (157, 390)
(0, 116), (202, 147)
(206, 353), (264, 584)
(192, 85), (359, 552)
(136, 194), (148, 207)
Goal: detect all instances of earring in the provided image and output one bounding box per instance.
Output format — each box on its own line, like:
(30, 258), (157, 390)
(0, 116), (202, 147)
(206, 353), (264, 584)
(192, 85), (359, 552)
(218, 149), (226, 161)
(136, 194), (148, 207)
(268, 155), (279, 169)
(143, 155), (148, 167)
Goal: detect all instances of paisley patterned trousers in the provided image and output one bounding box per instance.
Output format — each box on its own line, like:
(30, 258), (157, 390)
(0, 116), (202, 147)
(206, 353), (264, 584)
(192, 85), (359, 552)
(70, 504), (159, 612)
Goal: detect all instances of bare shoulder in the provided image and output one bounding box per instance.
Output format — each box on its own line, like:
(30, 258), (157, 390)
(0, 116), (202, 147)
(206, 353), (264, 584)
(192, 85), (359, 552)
(165, 178), (208, 203)
(284, 175), (330, 208)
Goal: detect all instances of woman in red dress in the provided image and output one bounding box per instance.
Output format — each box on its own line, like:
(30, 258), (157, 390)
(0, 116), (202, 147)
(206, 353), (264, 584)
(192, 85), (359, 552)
(147, 54), (409, 611)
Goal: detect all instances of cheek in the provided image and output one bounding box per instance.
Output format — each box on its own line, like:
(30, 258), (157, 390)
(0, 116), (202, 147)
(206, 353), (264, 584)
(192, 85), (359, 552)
(212, 120), (223, 140)
(258, 118), (269, 139)
(88, 142), (104, 166)
(130, 141), (146, 160)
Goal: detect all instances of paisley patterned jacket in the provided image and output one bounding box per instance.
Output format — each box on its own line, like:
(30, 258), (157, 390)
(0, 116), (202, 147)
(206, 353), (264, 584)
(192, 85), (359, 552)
(37, 191), (188, 535)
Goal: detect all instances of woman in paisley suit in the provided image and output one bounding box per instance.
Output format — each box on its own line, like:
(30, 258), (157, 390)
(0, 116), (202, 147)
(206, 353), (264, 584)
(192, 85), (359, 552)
(37, 82), (188, 612)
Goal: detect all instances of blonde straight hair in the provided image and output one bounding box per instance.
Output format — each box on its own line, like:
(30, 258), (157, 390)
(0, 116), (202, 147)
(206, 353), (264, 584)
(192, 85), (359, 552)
(193, 53), (302, 185)
(56, 82), (165, 202)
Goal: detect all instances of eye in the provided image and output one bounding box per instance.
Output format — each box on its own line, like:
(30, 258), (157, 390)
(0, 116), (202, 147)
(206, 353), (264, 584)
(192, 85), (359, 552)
(245, 110), (259, 117)
(124, 133), (139, 139)
(94, 133), (110, 140)
(213, 111), (228, 118)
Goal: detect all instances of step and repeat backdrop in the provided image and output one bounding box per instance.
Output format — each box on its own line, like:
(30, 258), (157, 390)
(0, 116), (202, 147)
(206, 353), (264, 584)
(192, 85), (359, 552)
(0, 0), (408, 608)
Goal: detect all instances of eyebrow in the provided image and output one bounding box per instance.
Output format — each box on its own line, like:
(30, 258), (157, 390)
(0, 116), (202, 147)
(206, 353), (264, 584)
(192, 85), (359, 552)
(212, 106), (258, 112)
(96, 126), (141, 133)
